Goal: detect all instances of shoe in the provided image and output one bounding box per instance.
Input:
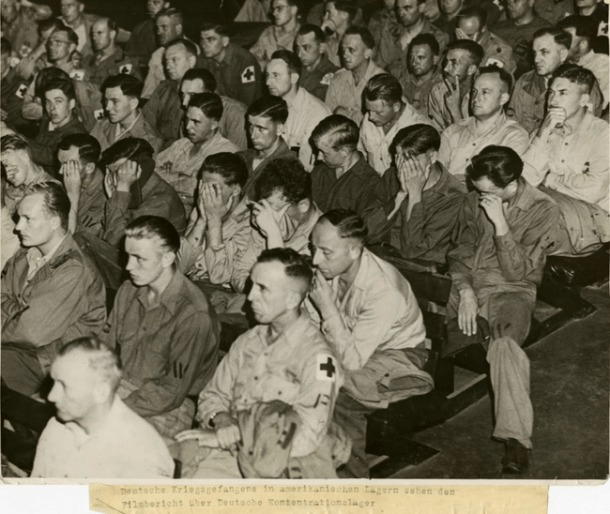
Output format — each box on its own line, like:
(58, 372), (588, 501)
(501, 438), (530, 474)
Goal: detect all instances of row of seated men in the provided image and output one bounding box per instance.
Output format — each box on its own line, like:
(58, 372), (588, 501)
(1, 0), (609, 480)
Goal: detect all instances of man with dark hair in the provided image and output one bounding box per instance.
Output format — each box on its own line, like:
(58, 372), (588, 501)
(321, 1), (359, 66)
(179, 68), (248, 150)
(31, 336), (174, 478)
(177, 248), (344, 478)
(310, 114), (384, 225)
(492, 0), (551, 78)
(295, 24), (339, 101)
(142, 38), (199, 146)
(375, 123), (466, 264)
(84, 17), (140, 87)
(1, 181), (106, 396)
(57, 133), (105, 237)
(368, 0), (399, 51)
(359, 73), (431, 174)
(307, 209), (431, 478)
(1, 133), (58, 213)
(455, 6), (516, 73)
(428, 39), (484, 131)
(230, 158), (322, 296)
(126, 0), (171, 70)
(251, 0), (301, 69)
(439, 66), (529, 181)
(266, 49), (331, 170)
(100, 215), (220, 443)
(376, 0), (449, 68)
(155, 92), (238, 215)
(59, 0), (105, 59)
(179, 153), (252, 293)
(446, 145), (559, 474)
(523, 64), (609, 255)
(558, 15), (608, 110)
(30, 77), (87, 174)
(325, 26), (384, 125)
(196, 22), (262, 106)
(388, 33), (441, 116)
(91, 74), (162, 152)
(240, 95), (297, 198)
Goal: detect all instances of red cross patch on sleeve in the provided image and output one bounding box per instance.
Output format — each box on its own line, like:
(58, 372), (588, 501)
(119, 63), (133, 74)
(241, 66), (256, 84)
(316, 354), (337, 382)
(15, 84), (28, 99)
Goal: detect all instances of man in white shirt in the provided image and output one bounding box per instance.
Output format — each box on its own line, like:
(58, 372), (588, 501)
(31, 336), (174, 478)
(358, 73), (431, 175)
(266, 49), (331, 170)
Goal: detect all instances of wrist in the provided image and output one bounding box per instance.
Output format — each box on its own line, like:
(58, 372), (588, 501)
(116, 182), (131, 193)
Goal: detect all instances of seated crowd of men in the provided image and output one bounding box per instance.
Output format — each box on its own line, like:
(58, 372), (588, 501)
(1, 0), (608, 480)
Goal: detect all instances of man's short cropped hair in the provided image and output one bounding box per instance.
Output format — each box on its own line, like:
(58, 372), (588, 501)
(246, 95), (289, 123)
(550, 62), (596, 95)
(200, 152), (248, 189)
(58, 133), (101, 165)
(100, 137), (155, 168)
(466, 145), (523, 188)
(200, 22), (230, 38)
(310, 114), (359, 152)
(329, 1), (359, 21)
(187, 92), (224, 121)
(254, 157), (311, 204)
(256, 247), (313, 292)
(390, 123), (441, 158)
(409, 33), (440, 56)
(101, 74), (144, 99)
(182, 68), (217, 92)
(41, 77), (76, 102)
(446, 39), (484, 66)
(165, 37), (198, 56)
(297, 23), (326, 43)
(125, 215), (180, 254)
(319, 209), (367, 244)
(457, 6), (487, 27)
(58, 336), (122, 395)
(155, 7), (183, 25)
(22, 181), (71, 231)
(477, 65), (513, 94)
(270, 49), (302, 76)
(364, 73), (403, 105)
(38, 18), (66, 39)
(532, 27), (572, 51)
(343, 26), (375, 50)
(34, 66), (71, 99)
(1, 133), (30, 154)
(52, 25), (79, 47)
(97, 16), (119, 33)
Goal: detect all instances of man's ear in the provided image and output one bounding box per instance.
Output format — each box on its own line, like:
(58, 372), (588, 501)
(290, 71), (300, 86)
(84, 161), (96, 176)
(499, 91), (510, 107)
(428, 149), (438, 165)
(68, 98), (76, 111)
(161, 250), (176, 269)
(364, 47), (373, 60)
(433, 55), (439, 65)
(187, 54), (197, 68)
(49, 214), (62, 231)
(211, 119), (219, 132)
(221, 36), (230, 48)
(276, 122), (286, 136)
(93, 381), (111, 405)
(467, 63), (478, 76)
(319, 42), (327, 55)
(296, 197), (311, 214)
(285, 290), (301, 311)
(129, 96), (139, 111)
(559, 47), (569, 64)
(579, 92), (591, 108)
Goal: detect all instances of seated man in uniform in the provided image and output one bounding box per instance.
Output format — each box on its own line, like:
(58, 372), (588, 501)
(31, 336), (175, 479)
(266, 49), (331, 171)
(307, 210), (432, 478)
(179, 153), (252, 295)
(90, 74), (162, 152)
(523, 64), (609, 255)
(57, 133), (106, 237)
(1, 133), (58, 214)
(125, 0), (170, 72)
(295, 24), (338, 102)
(100, 216), (220, 443)
(240, 95), (297, 198)
(1, 182), (106, 396)
(197, 22), (262, 107)
(320, 0), (360, 67)
(155, 92), (238, 215)
(446, 145), (560, 474)
(175, 248), (344, 479)
(376, 124), (466, 265)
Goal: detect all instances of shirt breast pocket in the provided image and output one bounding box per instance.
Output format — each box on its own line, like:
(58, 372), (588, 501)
(258, 372), (300, 404)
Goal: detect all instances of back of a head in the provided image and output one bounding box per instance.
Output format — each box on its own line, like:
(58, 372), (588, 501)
(447, 39), (484, 66)
(310, 114), (359, 152)
(58, 133), (101, 166)
(551, 62), (596, 95)
(319, 209), (367, 246)
(343, 25), (375, 50)
(391, 123), (441, 158)
(247, 95), (289, 124)
(254, 157), (311, 204)
(200, 152), (248, 189)
(187, 92), (224, 121)
(125, 215), (180, 254)
(270, 49), (302, 76)
(101, 137), (154, 168)
(22, 181), (71, 232)
(364, 73), (403, 105)
(58, 336), (122, 396)
(533, 27), (572, 51)
(1, 133), (30, 154)
(101, 74), (144, 99)
(467, 145), (523, 188)
(256, 247), (313, 298)
(182, 68), (217, 92)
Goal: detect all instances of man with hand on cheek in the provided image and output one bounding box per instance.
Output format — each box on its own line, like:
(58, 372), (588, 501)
(446, 145), (559, 475)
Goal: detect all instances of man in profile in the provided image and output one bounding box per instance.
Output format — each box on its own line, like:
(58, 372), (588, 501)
(31, 336), (175, 478)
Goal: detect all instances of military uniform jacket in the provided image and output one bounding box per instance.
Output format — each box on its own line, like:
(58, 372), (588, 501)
(89, 112), (163, 153)
(298, 56), (338, 102)
(84, 47), (141, 87)
(101, 270), (220, 418)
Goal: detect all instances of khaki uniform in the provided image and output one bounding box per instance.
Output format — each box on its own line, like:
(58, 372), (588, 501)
(89, 112), (163, 153)
(240, 139), (298, 198)
(84, 47), (141, 87)
(427, 78), (471, 132)
(299, 56), (338, 102)
(250, 24), (300, 69)
(387, 60), (441, 117)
